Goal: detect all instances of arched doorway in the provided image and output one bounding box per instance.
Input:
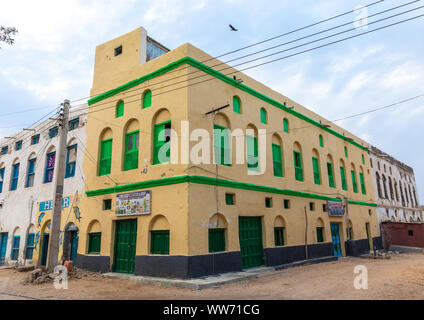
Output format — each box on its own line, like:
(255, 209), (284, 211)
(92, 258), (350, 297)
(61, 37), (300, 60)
(62, 223), (79, 263)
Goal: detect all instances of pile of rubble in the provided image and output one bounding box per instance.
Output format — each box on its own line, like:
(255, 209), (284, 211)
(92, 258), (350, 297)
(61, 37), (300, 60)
(22, 266), (103, 285)
(360, 250), (400, 260)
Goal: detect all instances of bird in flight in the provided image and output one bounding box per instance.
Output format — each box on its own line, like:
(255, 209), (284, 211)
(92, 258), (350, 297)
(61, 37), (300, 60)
(229, 24), (238, 31)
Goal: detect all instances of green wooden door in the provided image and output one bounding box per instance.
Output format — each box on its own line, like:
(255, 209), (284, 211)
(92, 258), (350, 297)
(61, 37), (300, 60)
(239, 217), (264, 269)
(113, 219), (137, 274)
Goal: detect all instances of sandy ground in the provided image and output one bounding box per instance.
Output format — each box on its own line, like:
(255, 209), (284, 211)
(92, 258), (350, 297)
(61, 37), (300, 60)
(1, 253), (424, 300)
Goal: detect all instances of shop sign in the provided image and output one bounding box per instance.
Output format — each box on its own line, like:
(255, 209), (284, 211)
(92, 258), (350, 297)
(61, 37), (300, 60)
(116, 190), (151, 216)
(328, 200), (344, 216)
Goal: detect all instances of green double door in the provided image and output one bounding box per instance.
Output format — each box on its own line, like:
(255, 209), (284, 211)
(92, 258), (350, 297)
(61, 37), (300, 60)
(113, 219), (137, 274)
(239, 217), (264, 269)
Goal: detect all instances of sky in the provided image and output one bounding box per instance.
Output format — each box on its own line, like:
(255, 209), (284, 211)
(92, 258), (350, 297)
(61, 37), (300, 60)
(0, 0), (423, 203)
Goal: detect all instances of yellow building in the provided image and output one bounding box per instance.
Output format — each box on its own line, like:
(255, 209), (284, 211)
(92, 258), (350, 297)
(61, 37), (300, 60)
(77, 27), (380, 277)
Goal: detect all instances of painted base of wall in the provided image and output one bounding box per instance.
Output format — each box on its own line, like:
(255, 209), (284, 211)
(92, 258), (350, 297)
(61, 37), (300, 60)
(75, 239), (383, 278)
(134, 251), (242, 279)
(264, 242), (333, 266)
(75, 254), (110, 273)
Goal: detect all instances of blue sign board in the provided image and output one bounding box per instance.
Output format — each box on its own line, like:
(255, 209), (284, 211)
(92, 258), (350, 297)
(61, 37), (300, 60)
(39, 197), (70, 212)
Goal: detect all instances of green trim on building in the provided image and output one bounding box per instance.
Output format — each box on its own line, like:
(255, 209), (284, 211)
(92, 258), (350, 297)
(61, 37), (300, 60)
(88, 56), (368, 151)
(86, 174), (377, 207)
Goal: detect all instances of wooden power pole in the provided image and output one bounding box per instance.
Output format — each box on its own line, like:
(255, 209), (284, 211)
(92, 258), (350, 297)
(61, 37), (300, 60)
(46, 100), (70, 273)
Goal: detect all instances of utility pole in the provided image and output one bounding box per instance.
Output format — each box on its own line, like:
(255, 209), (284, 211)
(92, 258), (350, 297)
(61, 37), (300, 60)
(46, 100), (70, 273)
(344, 196), (350, 240)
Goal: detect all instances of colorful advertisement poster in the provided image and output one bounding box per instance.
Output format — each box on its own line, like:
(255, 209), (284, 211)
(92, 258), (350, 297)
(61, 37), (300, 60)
(116, 190), (151, 216)
(328, 200), (344, 216)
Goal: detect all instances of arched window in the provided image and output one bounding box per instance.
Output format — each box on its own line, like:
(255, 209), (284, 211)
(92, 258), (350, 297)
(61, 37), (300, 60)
(26, 154), (36, 188)
(274, 216), (286, 246)
(246, 124), (259, 171)
(214, 113), (231, 166)
(142, 90), (152, 109)
(319, 135), (324, 148)
(293, 142), (303, 182)
(394, 181), (399, 202)
(388, 177), (394, 200)
(153, 109), (171, 165)
(44, 147), (56, 183)
(116, 100), (124, 118)
(124, 120), (140, 171)
(283, 118), (289, 133)
(10, 159), (20, 191)
(376, 172), (382, 198)
(233, 96), (241, 114)
(312, 149), (321, 185)
(150, 215), (170, 255)
(359, 167), (366, 195)
(87, 220), (102, 255)
(326, 155), (335, 188)
(0, 164), (5, 193)
(99, 128), (113, 176)
(260, 108), (267, 124)
(351, 163), (358, 193)
(316, 218), (325, 243)
(382, 175), (388, 199)
(208, 214), (227, 253)
(340, 159), (347, 191)
(272, 134), (283, 177)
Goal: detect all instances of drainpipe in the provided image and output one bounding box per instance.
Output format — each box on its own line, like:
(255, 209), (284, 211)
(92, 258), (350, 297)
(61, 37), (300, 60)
(304, 206), (308, 260)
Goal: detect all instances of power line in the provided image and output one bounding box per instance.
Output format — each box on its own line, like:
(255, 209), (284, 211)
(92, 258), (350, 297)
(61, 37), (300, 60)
(71, 2), (419, 113)
(76, 11), (424, 119)
(68, 0), (386, 105)
(85, 93), (424, 143)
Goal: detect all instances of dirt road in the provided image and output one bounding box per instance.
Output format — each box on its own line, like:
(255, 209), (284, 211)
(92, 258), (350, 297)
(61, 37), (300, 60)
(1, 253), (424, 300)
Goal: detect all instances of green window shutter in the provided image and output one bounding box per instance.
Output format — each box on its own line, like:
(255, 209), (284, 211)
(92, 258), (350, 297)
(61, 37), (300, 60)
(293, 151), (303, 181)
(283, 119), (289, 133)
(274, 227), (285, 246)
(272, 144), (283, 177)
(225, 193), (234, 205)
(88, 232), (101, 254)
(360, 172), (366, 195)
(153, 121), (171, 165)
(351, 170), (358, 193)
(312, 157), (321, 185)
(246, 135), (258, 171)
(214, 124), (231, 166)
(209, 228), (226, 253)
(150, 230), (170, 255)
(143, 90), (152, 109)
(260, 108), (267, 124)
(99, 139), (112, 176)
(362, 154), (365, 165)
(233, 96), (241, 114)
(344, 146), (348, 158)
(327, 162), (335, 188)
(124, 131), (139, 170)
(319, 135), (324, 147)
(316, 227), (324, 243)
(340, 166), (347, 191)
(116, 101), (124, 118)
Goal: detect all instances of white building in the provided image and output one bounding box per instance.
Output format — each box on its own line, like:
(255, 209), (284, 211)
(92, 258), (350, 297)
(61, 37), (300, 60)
(368, 144), (422, 224)
(0, 104), (87, 266)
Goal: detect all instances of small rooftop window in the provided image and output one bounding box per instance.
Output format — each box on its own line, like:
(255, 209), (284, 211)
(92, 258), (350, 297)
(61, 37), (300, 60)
(114, 45), (122, 57)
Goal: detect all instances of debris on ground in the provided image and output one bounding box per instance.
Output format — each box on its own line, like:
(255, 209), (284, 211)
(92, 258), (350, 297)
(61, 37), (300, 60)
(21, 266), (103, 285)
(360, 251), (394, 259)
(16, 265), (35, 272)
